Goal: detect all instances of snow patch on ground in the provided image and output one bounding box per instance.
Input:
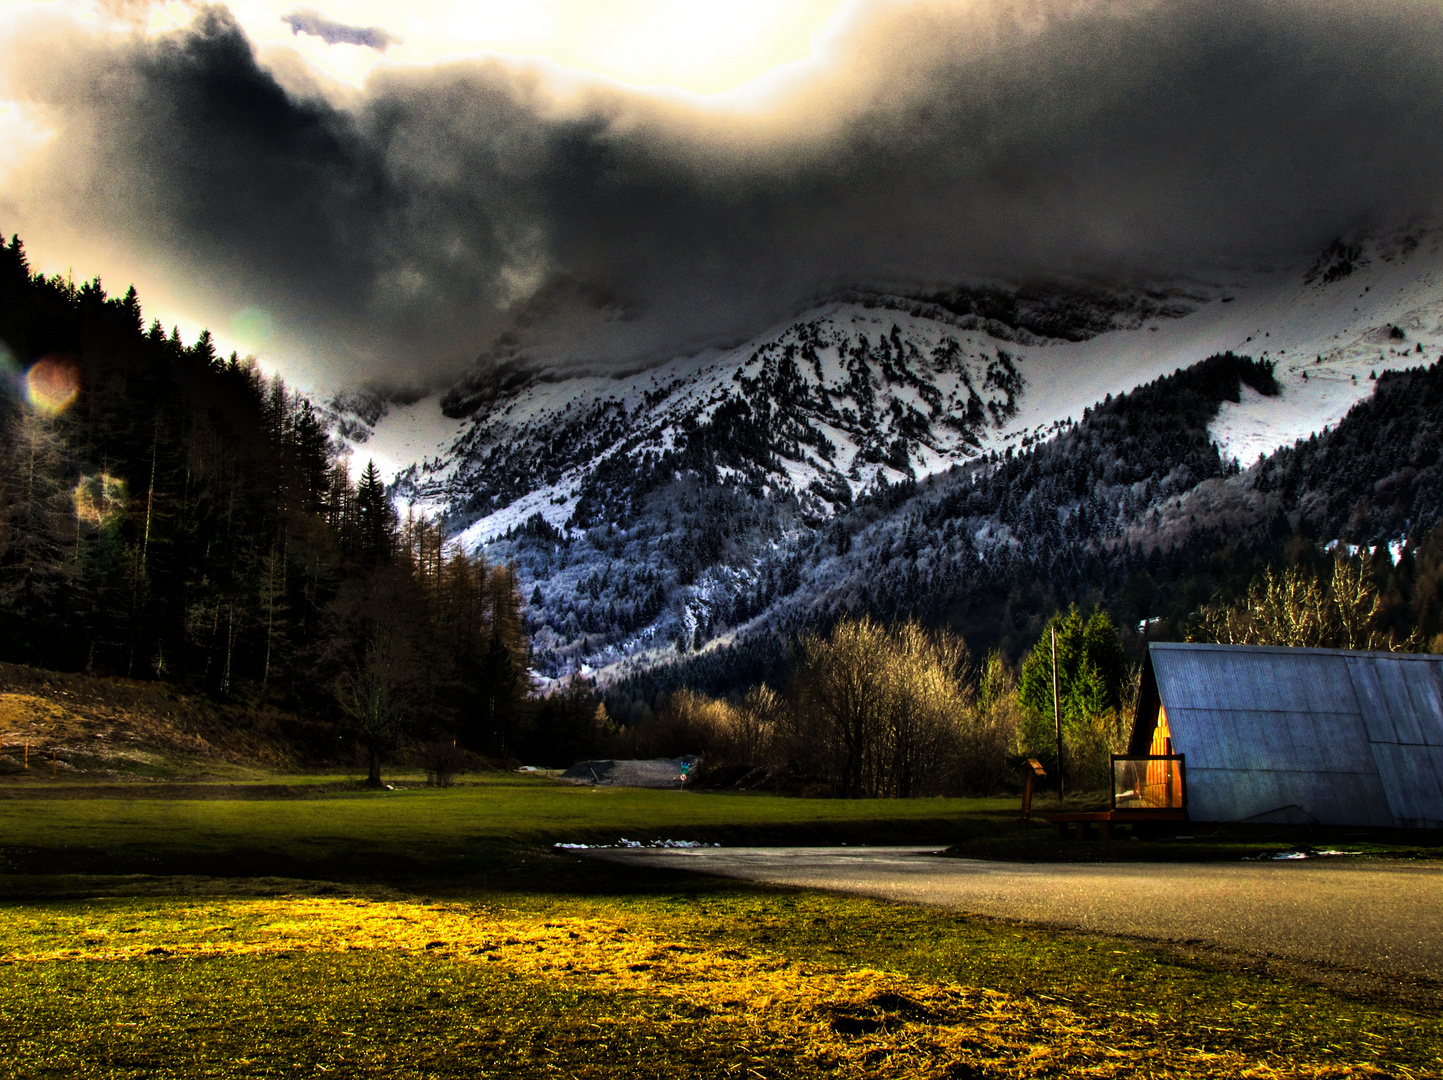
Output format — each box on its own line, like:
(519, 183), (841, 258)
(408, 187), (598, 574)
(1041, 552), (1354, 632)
(994, 229), (1443, 460)
(554, 839), (720, 849)
(457, 482), (578, 547)
(336, 395), (466, 490)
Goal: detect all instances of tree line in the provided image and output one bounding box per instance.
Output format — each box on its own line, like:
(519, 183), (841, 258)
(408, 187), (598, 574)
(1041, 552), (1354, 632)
(594, 608), (1139, 798)
(605, 536), (1443, 797)
(0, 235), (530, 779)
(1188, 546), (1439, 652)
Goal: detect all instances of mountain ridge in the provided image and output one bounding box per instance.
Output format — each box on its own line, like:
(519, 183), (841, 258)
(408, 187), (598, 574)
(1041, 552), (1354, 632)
(329, 228), (1443, 685)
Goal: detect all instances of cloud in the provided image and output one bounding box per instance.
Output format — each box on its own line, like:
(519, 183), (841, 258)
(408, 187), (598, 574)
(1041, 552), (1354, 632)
(279, 6), (401, 51)
(4, 0), (1443, 388)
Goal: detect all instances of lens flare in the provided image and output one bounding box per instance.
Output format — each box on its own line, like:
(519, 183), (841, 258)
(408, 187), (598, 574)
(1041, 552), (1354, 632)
(233, 306), (275, 347)
(25, 355), (79, 415)
(73, 473), (128, 528)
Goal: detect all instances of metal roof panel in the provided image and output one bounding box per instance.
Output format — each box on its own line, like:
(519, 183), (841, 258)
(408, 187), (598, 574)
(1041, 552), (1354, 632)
(1400, 664), (1443, 741)
(1370, 742), (1443, 826)
(1167, 709), (1219, 769)
(1345, 658), (1400, 743)
(1168, 707), (1374, 772)
(1419, 669), (1443, 746)
(1290, 769), (1396, 827)
(1182, 767), (1393, 825)
(1152, 645), (1358, 716)
(1144, 644), (1443, 827)
(1345, 653), (1443, 745)
(1431, 746), (1443, 824)
(1291, 712), (1327, 767)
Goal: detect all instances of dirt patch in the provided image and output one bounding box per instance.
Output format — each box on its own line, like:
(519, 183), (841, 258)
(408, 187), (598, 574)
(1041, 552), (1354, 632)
(0, 782), (364, 800)
(0, 691), (217, 775)
(560, 758), (697, 788)
(0, 663), (333, 779)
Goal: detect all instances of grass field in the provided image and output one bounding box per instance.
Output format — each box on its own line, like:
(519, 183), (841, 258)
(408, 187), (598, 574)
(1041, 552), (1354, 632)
(0, 774), (1022, 880)
(1, 773), (1440, 1078)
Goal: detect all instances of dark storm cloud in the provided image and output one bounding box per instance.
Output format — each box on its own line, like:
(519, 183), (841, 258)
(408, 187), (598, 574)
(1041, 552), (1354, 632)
(10, 0), (1443, 384)
(280, 7), (401, 51)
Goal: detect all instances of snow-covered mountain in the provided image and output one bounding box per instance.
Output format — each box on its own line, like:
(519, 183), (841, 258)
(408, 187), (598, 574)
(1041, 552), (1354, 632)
(334, 282), (1211, 526)
(441, 302), (1029, 538)
(331, 226), (1443, 683)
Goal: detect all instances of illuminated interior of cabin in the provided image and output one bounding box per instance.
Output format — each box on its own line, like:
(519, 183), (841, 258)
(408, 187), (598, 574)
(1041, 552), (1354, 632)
(1114, 703), (1185, 810)
(1149, 706), (1173, 756)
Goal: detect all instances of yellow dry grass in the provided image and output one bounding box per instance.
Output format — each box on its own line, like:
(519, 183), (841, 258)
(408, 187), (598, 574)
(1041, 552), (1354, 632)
(0, 690), (187, 752)
(0, 893), (1401, 1079)
(0, 692), (87, 741)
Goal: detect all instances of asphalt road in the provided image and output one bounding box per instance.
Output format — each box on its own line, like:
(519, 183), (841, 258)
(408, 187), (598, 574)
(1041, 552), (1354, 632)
(584, 846), (1443, 983)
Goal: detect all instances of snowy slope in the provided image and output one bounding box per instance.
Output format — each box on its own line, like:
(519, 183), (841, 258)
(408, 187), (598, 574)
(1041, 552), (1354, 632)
(1202, 232), (1443, 463)
(341, 298), (1041, 542)
(331, 393), (468, 510)
(324, 227), (1443, 680)
(992, 229), (1443, 462)
(342, 227), (1443, 524)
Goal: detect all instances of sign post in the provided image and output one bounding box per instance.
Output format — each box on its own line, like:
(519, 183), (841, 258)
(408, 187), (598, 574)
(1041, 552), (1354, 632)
(1020, 757), (1048, 827)
(1051, 627), (1064, 802)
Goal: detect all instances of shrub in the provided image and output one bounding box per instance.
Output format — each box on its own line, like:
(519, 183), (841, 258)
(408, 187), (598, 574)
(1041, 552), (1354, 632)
(420, 739), (467, 787)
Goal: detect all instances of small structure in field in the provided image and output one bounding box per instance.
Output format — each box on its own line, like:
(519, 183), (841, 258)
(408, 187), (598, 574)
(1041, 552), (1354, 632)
(1125, 641), (1443, 828)
(560, 757), (699, 789)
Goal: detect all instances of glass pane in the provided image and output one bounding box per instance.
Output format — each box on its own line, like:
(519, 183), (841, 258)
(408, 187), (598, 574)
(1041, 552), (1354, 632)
(1112, 757), (1184, 810)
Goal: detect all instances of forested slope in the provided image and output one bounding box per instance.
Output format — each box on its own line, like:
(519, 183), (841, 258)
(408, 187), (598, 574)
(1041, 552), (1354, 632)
(1256, 363), (1443, 541)
(0, 237), (528, 766)
(610, 354), (1443, 707)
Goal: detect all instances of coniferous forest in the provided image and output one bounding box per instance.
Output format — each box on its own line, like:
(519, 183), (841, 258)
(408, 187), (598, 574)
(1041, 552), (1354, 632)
(0, 237), (528, 776)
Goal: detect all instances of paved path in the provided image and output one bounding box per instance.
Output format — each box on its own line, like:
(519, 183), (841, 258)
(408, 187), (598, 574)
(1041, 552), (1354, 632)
(584, 846), (1443, 983)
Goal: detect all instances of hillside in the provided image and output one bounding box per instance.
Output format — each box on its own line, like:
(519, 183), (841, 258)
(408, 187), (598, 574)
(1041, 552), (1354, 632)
(5, 222), (1439, 701)
(0, 236), (532, 764)
(331, 228), (1443, 683)
(0, 662), (330, 780)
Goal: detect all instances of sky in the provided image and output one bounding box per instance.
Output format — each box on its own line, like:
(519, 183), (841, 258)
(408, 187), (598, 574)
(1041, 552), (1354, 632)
(3, 0), (1443, 391)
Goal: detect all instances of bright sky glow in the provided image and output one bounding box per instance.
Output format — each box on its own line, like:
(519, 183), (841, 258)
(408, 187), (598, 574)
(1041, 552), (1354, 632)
(0, 0), (850, 385)
(0, 100), (54, 185)
(226, 0), (847, 94)
(4, 0), (1432, 396)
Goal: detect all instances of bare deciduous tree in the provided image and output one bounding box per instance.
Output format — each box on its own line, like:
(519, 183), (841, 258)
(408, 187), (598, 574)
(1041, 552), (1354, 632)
(1190, 557), (1411, 650)
(786, 617), (974, 798)
(611, 619), (1026, 796)
(325, 567), (435, 786)
(955, 650), (1022, 795)
(692, 684), (782, 767)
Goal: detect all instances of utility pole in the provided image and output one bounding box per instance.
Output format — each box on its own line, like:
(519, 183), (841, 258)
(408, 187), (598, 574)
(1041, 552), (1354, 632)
(1052, 626), (1064, 802)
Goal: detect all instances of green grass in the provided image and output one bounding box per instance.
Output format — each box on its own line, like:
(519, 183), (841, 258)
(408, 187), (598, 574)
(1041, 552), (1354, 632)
(3, 946), (733, 1078)
(5, 774), (1432, 881)
(0, 774), (1023, 881)
(0, 773), (1439, 1078)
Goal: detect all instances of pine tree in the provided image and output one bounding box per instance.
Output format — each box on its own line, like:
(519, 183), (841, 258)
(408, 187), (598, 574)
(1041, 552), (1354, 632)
(355, 460), (396, 566)
(0, 407), (78, 659)
(1017, 605), (1129, 766)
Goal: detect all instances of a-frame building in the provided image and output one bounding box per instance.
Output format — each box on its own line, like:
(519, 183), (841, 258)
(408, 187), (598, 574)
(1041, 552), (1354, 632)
(1127, 642), (1443, 828)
